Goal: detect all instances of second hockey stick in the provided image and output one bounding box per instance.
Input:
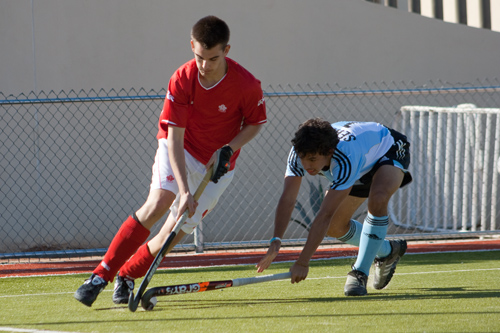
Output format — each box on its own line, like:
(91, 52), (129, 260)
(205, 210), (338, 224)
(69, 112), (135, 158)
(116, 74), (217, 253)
(141, 272), (292, 310)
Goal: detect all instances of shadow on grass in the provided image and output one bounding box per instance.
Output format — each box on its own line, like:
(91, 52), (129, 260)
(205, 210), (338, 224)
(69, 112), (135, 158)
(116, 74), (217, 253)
(6, 296), (500, 329)
(5, 308), (500, 331)
(84, 287), (500, 312)
(4, 288), (499, 329)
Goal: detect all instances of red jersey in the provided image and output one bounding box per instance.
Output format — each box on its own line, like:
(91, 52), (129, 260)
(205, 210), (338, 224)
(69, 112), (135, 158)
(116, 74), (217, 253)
(157, 58), (267, 170)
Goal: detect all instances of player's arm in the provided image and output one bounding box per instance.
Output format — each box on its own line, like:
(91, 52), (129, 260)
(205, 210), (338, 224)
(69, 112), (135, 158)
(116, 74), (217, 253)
(290, 187), (351, 283)
(208, 123), (263, 182)
(256, 175), (302, 273)
(167, 125), (197, 218)
(228, 123), (263, 152)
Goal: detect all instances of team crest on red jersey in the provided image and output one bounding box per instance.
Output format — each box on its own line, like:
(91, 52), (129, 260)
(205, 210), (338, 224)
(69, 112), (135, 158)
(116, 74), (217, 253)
(218, 104), (227, 113)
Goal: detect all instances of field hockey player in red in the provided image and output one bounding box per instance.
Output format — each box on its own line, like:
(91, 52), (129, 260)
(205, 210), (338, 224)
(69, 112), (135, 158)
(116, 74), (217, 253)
(74, 15), (267, 307)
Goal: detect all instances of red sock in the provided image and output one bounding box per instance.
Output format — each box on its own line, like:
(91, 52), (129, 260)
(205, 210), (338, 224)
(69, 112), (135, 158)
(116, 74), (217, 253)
(119, 242), (155, 280)
(93, 216), (150, 282)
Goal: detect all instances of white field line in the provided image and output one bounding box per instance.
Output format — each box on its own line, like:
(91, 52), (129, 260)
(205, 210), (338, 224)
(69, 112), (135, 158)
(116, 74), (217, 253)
(1, 267), (499, 299)
(0, 327), (77, 333)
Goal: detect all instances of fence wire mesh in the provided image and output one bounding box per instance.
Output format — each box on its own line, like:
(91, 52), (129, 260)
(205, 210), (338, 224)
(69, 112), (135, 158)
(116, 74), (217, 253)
(1, 80), (500, 259)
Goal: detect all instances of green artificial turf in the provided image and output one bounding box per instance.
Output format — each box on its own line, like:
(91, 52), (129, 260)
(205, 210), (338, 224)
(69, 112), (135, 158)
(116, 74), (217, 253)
(0, 250), (499, 332)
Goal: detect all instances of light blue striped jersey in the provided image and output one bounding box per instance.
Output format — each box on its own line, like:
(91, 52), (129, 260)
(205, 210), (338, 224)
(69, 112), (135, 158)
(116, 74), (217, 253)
(285, 121), (395, 190)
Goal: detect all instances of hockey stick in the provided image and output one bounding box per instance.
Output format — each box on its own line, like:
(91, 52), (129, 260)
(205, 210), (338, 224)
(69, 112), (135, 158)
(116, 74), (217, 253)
(128, 166), (213, 312)
(141, 271), (292, 311)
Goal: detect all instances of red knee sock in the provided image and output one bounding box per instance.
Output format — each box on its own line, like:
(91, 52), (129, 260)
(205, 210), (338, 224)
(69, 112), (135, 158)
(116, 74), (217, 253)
(118, 242), (155, 280)
(93, 216), (150, 282)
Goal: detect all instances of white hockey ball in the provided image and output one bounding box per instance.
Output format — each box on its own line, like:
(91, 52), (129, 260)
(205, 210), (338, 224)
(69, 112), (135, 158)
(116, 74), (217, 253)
(145, 297), (157, 311)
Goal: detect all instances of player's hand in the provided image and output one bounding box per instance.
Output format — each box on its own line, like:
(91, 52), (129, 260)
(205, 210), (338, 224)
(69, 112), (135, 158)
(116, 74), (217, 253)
(256, 241), (281, 273)
(178, 192), (198, 219)
(290, 261), (309, 284)
(209, 146), (233, 183)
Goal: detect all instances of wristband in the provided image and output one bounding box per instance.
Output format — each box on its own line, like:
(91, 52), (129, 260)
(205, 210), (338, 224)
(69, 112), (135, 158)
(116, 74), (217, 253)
(269, 237), (282, 244)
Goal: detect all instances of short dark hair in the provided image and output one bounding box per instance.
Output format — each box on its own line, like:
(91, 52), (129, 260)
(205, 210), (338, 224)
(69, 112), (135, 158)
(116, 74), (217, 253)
(191, 16), (230, 50)
(292, 118), (339, 157)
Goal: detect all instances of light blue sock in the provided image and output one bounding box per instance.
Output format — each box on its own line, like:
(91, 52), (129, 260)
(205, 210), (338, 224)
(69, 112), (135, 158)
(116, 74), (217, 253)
(337, 220), (362, 246)
(338, 219), (391, 258)
(353, 213), (389, 276)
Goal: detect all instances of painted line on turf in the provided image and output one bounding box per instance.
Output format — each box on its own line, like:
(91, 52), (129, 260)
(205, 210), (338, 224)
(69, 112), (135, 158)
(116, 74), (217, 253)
(0, 289), (119, 298)
(0, 327), (77, 333)
(1, 267), (499, 299)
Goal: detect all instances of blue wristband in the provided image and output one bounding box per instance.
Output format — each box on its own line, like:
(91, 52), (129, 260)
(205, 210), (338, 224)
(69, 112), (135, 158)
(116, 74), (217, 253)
(270, 237), (282, 244)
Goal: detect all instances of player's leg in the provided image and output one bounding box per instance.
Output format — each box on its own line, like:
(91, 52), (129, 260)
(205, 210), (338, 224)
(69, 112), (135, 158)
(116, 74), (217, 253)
(324, 194), (396, 296)
(327, 196), (371, 296)
(326, 195), (365, 239)
(112, 210), (181, 304)
(113, 169), (234, 303)
(74, 189), (176, 307)
(329, 195), (393, 262)
(74, 138), (177, 307)
(99, 189), (175, 281)
(371, 129), (412, 290)
(346, 165), (404, 296)
(371, 167), (408, 289)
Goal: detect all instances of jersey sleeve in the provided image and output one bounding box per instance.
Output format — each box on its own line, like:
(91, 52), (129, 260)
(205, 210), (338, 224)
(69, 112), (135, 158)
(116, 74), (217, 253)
(159, 71), (191, 132)
(241, 81), (267, 126)
(285, 147), (305, 177)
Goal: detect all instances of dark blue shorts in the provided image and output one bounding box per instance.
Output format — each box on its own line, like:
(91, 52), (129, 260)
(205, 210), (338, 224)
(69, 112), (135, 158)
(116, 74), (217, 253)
(349, 128), (412, 198)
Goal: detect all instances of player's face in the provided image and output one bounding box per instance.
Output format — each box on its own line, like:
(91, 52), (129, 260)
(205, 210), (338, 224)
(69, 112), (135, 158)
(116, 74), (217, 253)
(191, 40), (230, 80)
(300, 152), (331, 176)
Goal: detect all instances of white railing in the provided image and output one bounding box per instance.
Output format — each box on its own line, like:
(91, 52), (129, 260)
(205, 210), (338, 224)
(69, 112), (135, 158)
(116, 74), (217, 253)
(390, 104), (500, 232)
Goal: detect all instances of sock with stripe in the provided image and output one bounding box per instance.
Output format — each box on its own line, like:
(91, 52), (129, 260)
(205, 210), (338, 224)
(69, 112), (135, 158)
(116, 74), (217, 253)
(352, 213), (389, 276)
(93, 215), (150, 282)
(337, 219), (391, 258)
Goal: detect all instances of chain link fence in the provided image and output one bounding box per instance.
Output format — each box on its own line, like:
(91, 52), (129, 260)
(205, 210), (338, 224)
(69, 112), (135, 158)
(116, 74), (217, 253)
(2, 80), (500, 259)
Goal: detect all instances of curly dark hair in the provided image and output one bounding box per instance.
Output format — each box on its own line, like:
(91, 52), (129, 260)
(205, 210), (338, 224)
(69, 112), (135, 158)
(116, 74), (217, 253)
(291, 118), (339, 157)
(191, 16), (230, 50)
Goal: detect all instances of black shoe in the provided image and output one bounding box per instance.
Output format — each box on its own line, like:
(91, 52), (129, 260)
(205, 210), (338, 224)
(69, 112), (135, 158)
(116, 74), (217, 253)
(112, 274), (135, 304)
(373, 239), (407, 290)
(74, 274), (108, 307)
(344, 269), (368, 296)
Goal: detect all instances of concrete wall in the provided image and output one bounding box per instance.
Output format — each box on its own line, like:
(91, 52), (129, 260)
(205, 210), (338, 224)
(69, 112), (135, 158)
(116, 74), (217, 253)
(1, 0), (500, 96)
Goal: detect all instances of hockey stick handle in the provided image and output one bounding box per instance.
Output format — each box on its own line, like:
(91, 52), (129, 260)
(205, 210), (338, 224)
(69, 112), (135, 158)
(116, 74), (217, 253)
(164, 165), (213, 236)
(128, 167), (213, 312)
(141, 272), (291, 310)
(167, 164), (213, 234)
